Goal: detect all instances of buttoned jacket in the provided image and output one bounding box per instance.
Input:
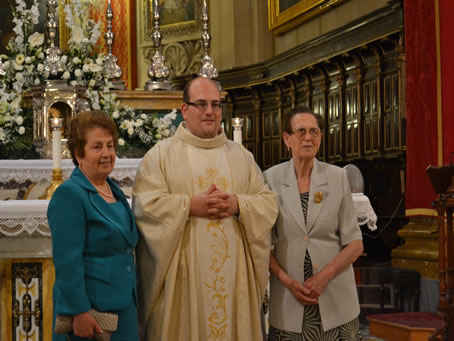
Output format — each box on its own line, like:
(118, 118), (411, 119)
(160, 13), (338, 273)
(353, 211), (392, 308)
(264, 158), (362, 332)
(48, 167), (139, 315)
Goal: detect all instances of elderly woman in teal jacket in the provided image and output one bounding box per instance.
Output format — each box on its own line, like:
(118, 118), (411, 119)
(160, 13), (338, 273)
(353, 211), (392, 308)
(48, 111), (139, 341)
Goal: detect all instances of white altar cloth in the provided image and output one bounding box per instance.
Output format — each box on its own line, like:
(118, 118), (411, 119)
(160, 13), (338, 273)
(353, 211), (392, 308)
(0, 159), (377, 257)
(0, 200), (49, 237)
(0, 159), (141, 258)
(0, 158), (142, 183)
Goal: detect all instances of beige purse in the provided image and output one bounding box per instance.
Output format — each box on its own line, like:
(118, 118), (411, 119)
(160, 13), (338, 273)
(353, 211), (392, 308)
(54, 309), (118, 341)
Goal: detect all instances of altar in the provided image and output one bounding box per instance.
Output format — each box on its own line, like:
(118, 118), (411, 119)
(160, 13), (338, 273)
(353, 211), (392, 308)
(0, 158), (142, 341)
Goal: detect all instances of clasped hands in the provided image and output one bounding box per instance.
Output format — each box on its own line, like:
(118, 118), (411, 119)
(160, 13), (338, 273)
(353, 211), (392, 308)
(190, 184), (239, 220)
(287, 272), (329, 306)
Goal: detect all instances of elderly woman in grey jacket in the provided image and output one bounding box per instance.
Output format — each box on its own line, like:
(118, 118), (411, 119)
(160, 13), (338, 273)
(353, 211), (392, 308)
(264, 106), (363, 341)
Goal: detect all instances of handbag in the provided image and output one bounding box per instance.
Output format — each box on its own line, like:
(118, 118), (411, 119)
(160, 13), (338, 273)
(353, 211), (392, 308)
(54, 309), (118, 341)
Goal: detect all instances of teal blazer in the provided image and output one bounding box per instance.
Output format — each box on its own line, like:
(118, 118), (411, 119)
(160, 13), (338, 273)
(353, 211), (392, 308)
(48, 167), (139, 315)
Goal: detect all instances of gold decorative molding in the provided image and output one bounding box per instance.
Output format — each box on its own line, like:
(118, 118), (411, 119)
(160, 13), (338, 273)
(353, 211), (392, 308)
(115, 90), (183, 110)
(268, 0), (345, 35)
(392, 217), (439, 279)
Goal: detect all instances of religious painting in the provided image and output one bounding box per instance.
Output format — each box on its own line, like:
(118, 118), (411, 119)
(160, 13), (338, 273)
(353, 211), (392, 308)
(154, 0), (195, 26)
(145, 0), (202, 42)
(268, 0), (345, 35)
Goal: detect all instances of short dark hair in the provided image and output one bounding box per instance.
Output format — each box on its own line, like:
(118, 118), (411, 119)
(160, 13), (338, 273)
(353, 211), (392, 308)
(67, 110), (118, 166)
(183, 77), (221, 103)
(282, 106), (325, 134)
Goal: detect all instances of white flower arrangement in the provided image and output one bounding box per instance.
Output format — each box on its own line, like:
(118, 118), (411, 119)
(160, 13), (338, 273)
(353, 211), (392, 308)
(86, 90), (178, 155)
(60, 0), (111, 91)
(0, 0), (177, 158)
(0, 88), (29, 155)
(0, 0), (43, 156)
(0, 0), (45, 92)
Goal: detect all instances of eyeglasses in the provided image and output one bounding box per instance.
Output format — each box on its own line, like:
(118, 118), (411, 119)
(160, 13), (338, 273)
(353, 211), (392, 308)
(185, 101), (223, 111)
(292, 127), (321, 139)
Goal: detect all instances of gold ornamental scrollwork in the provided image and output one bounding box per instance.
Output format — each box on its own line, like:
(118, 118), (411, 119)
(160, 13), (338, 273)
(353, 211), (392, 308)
(205, 220), (229, 341)
(198, 168), (229, 192)
(12, 263), (42, 341)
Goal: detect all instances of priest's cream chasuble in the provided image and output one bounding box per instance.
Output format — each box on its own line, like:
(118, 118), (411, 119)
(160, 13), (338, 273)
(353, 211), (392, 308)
(133, 123), (278, 341)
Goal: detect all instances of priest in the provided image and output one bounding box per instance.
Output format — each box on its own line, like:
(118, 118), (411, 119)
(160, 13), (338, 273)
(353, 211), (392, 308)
(132, 77), (278, 340)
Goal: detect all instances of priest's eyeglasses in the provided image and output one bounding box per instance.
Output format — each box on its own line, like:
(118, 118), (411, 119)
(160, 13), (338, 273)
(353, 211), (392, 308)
(292, 127), (321, 139)
(185, 101), (223, 111)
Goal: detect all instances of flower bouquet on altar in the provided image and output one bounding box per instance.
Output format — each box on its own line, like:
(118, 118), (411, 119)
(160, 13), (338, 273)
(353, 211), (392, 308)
(0, 0), (43, 157)
(60, 0), (110, 91)
(0, 0), (46, 92)
(0, 89), (32, 157)
(88, 91), (178, 157)
(0, 0), (178, 159)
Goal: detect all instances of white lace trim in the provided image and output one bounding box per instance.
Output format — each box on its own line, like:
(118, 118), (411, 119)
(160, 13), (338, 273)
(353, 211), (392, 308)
(352, 193), (378, 231)
(0, 199), (133, 237)
(0, 200), (51, 236)
(0, 158), (142, 183)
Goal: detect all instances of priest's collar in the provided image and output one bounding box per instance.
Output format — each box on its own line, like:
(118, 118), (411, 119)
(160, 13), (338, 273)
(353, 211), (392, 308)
(175, 122), (227, 148)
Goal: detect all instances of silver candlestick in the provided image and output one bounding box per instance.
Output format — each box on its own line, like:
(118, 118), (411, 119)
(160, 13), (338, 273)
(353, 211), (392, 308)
(198, 0), (218, 80)
(145, 0), (171, 91)
(43, 0), (63, 77)
(104, 0), (124, 88)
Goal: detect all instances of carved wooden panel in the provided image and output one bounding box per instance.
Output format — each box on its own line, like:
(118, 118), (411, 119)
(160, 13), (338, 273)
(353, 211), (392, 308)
(227, 88), (260, 160)
(310, 68), (328, 161)
(383, 72), (401, 152)
(362, 42), (382, 157)
(345, 85), (360, 158)
(260, 84), (282, 169)
(325, 61), (344, 163)
(293, 72), (312, 108)
(343, 53), (363, 160)
(278, 78), (297, 161)
(225, 32), (404, 169)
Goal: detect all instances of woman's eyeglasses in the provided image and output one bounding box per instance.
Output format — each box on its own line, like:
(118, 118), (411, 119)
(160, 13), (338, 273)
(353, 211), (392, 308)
(292, 127), (321, 139)
(185, 101), (223, 111)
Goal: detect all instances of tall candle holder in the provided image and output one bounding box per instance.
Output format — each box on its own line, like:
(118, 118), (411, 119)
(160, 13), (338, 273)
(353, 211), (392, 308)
(145, 0), (171, 91)
(41, 117), (64, 199)
(43, 0), (63, 77)
(198, 0), (218, 80)
(232, 117), (243, 145)
(104, 0), (125, 90)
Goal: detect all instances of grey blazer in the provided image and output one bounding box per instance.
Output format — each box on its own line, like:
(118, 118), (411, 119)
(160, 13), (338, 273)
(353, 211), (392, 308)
(264, 158), (362, 332)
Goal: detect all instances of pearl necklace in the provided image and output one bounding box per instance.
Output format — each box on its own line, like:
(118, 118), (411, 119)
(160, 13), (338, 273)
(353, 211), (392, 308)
(81, 169), (113, 198)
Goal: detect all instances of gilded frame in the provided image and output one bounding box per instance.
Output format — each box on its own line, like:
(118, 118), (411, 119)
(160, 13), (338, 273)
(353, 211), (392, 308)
(144, 0), (203, 43)
(268, 0), (344, 35)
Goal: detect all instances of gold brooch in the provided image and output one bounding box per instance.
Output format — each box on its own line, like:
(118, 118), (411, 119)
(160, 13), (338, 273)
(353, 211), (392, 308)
(314, 192), (323, 203)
